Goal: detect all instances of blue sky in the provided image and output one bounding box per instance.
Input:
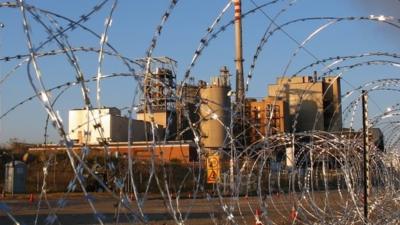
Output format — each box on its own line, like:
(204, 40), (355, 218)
(0, 0), (399, 144)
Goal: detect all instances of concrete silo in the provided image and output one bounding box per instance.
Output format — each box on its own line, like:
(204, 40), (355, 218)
(199, 67), (231, 150)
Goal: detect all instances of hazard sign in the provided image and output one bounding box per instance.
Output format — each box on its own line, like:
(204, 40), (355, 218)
(206, 155), (220, 184)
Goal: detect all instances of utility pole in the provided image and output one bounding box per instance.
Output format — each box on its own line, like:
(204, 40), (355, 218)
(361, 90), (370, 224)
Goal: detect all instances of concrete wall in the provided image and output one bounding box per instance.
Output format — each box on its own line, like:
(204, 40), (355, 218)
(136, 111), (175, 140)
(268, 80), (325, 131)
(137, 112), (167, 127)
(69, 108), (155, 144)
(111, 116), (153, 142)
(68, 109), (113, 143)
(267, 76), (342, 132)
(322, 77), (342, 131)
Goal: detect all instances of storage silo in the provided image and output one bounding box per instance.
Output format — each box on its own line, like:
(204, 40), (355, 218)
(199, 67), (231, 150)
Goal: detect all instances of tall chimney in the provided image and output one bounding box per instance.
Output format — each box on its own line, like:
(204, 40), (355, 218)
(234, 0), (244, 106)
(233, 0), (246, 151)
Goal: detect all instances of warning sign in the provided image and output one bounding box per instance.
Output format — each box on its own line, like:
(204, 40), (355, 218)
(208, 170), (217, 180)
(206, 155), (220, 184)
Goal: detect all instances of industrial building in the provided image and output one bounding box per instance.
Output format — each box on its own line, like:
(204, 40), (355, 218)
(242, 74), (345, 169)
(30, 64), (386, 185)
(68, 107), (154, 144)
(58, 53), (381, 173)
(64, 63), (232, 163)
(245, 97), (288, 144)
(136, 58), (178, 140)
(267, 74), (342, 132)
(176, 78), (200, 140)
(66, 72), (346, 160)
(243, 74), (342, 145)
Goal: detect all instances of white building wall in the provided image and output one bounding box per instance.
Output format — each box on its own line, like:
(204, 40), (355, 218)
(69, 108), (115, 144)
(68, 108), (155, 144)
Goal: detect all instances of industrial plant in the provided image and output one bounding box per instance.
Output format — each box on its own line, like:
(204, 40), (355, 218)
(29, 65), (384, 167)
(23, 0), (383, 189)
(26, 0), (385, 190)
(3, 0), (400, 224)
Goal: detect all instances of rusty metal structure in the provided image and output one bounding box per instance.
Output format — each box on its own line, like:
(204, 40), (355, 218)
(137, 56), (177, 113)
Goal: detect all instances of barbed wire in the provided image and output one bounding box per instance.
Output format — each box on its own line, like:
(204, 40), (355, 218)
(0, 1), (399, 225)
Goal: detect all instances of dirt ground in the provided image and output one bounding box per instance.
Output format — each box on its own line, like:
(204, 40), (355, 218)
(0, 191), (364, 225)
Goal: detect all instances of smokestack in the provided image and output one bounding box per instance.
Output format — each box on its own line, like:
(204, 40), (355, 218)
(233, 0), (246, 149)
(234, 0), (244, 106)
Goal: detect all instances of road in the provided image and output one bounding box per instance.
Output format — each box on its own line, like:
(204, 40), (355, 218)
(0, 192), (347, 224)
